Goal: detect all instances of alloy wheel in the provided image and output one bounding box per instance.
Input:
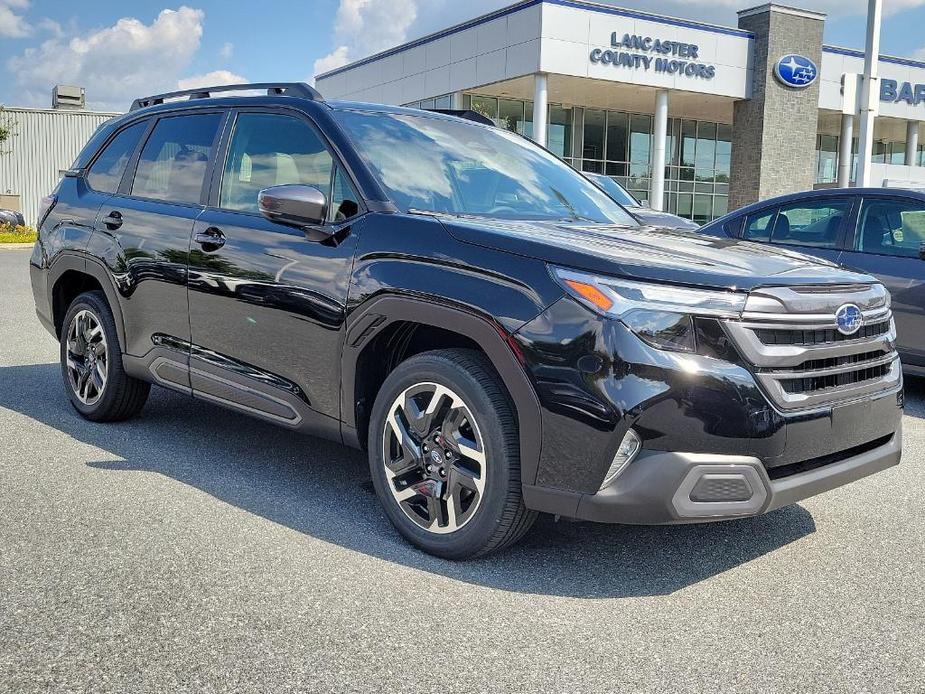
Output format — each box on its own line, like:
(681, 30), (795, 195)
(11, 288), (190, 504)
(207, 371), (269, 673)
(65, 309), (108, 406)
(382, 382), (487, 534)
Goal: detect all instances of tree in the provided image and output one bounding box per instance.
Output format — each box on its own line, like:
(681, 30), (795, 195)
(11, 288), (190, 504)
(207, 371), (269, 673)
(0, 106), (16, 155)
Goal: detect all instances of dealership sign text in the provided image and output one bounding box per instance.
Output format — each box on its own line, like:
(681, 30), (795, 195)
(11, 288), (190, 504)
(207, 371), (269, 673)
(589, 33), (717, 80)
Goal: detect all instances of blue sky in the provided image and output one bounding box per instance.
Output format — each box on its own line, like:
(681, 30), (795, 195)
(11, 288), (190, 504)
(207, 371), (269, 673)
(1, 0), (925, 112)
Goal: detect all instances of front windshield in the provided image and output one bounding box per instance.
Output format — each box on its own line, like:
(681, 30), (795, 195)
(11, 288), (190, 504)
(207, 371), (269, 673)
(589, 175), (639, 207)
(334, 109), (638, 225)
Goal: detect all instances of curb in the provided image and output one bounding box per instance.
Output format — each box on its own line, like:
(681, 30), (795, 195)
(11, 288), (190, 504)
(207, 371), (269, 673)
(0, 243), (35, 250)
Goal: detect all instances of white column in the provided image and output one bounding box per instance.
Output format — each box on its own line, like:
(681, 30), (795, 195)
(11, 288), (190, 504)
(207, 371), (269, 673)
(450, 91), (464, 111)
(856, 0), (882, 187)
(838, 114), (854, 188)
(531, 73), (548, 148)
(649, 90), (669, 211)
(905, 121), (919, 167)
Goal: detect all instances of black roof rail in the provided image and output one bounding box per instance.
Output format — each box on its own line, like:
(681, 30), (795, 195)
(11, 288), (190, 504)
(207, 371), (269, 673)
(423, 109), (495, 127)
(130, 82), (323, 111)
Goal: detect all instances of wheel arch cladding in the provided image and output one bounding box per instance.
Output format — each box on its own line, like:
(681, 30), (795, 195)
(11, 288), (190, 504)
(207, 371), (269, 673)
(49, 254), (128, 351)
(341, 296), (543, 486)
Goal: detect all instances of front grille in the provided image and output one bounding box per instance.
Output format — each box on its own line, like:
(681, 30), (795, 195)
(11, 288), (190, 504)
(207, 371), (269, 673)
(779, 361), (894, 395)
(723, 284), (901, 410)
(794, 350), (887, 373)
(754, 320), (890, 346)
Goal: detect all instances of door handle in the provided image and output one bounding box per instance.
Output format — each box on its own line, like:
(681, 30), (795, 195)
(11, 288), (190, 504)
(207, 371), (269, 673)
(194, 227), (225, 250)
(101, 211), (122, 230)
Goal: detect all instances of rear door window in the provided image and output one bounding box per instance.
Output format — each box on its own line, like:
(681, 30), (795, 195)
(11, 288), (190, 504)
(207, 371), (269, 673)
(130, 113), (223, 205)
(86, 120), (148, 194)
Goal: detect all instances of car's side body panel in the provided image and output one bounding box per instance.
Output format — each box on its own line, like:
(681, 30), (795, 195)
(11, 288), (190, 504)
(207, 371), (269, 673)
(185, 207), (362, 437)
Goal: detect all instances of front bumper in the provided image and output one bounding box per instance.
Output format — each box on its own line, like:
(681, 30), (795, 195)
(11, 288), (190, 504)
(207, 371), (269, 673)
(514, 297), (904, 523)
(524, 429), (901, 524)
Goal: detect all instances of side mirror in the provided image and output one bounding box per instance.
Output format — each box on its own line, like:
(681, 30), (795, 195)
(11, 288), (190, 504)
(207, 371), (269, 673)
(258, 184), (327, 229)
(920, 242), (925, 260)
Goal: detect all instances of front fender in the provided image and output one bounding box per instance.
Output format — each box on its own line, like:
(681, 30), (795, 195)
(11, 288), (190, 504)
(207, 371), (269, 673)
(341, 295), (544, 485)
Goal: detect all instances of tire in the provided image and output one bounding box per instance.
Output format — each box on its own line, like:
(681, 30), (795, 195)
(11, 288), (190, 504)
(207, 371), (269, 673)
(60, 290), (150, 422)
(368, 348), (537, 559)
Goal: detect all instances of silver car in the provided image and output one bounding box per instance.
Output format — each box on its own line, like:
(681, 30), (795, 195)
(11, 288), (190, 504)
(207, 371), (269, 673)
(585, 173), (699, 230)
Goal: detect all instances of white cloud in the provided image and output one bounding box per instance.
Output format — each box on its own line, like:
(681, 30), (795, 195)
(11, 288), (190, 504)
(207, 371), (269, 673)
(312, 45), (350, 80)
(0, 0), (30, 38)
(219, 41), (233, 60)
(7, 6), (205, 111)
(36, 17), (63, 37)
(177, 69), (247, 90)
(312, 0), (417, 79)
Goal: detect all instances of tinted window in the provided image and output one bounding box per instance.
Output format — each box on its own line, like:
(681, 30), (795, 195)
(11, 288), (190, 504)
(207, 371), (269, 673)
(86, 120), (147, 193)
(770, 199), (850, 249)
(743, 209), (776, 242)
(131, 113), (223, 204)
(333, 110), (637, 225)
(855, 198), (925, 258)
(220, 113), (333, 213)
(743, 200), (849, 248)
(722, 217), (743, 238)
(328, 167), (360, 223)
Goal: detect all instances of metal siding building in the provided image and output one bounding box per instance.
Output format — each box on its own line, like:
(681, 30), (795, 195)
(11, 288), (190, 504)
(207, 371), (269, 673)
(0, 107), (118, 226)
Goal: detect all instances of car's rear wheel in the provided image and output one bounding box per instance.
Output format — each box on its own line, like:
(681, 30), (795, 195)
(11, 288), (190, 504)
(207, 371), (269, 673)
(60, 291), (149, 422)
(368, 349), (536, 559)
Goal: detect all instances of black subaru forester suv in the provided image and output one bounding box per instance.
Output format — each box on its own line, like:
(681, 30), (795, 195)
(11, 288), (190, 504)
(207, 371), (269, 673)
(31, 83), (903, 558)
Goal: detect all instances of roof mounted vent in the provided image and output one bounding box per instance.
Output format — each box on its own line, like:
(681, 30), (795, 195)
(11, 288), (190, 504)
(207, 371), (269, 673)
(53, 85), (85, 110)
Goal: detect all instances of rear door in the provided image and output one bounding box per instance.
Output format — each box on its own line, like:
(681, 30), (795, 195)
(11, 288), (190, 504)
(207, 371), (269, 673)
(98, 110), (226, 388)
(838, 195), (925, 368)
(186, 108), (364, 435)
(53, 119), (149, 254)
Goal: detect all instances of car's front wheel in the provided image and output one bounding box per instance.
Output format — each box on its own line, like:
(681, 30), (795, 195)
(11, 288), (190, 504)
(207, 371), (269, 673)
(368, 349), (536, 559)
(60, 290), (150, 422)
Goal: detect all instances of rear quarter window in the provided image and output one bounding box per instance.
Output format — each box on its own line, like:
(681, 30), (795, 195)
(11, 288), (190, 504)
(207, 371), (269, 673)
(86, 120), (148, 194)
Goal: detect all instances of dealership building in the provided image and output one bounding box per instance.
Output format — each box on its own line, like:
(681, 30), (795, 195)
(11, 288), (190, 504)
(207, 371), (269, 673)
(316, 0), (925, 223)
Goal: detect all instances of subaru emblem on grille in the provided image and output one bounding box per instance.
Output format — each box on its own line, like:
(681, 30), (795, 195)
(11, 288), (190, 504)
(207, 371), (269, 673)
(835, 303), (863, 336)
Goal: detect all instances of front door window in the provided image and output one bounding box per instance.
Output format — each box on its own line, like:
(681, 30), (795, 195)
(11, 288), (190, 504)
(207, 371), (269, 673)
(855, 198), (925, 258)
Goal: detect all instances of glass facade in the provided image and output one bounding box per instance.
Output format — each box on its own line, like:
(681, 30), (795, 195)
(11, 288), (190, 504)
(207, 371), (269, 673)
(814, 133), (925, 184)
(407, 93), (925, 222)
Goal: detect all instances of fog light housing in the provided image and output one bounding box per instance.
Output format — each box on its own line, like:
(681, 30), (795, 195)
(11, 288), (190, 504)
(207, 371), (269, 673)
(600, 429), (641, 490)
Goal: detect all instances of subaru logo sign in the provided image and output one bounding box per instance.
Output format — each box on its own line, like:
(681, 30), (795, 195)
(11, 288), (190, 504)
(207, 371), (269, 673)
(835, 304), (863, 336)
(774, 54), (818, 89)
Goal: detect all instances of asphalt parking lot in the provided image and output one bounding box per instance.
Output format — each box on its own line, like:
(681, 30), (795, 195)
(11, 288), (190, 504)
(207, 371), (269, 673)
(0, 246), (923, 693)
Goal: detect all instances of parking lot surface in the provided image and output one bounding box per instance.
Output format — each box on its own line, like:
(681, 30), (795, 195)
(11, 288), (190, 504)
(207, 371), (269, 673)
(1, 247), (923, 693)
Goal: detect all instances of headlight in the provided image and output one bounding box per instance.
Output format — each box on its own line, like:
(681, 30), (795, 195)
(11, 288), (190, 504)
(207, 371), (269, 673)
(552, 267), (747, 353)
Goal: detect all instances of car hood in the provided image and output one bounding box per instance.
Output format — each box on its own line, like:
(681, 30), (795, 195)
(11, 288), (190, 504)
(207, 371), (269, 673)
(439, 217), (876, 291)
(628, 207), (700, 230)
